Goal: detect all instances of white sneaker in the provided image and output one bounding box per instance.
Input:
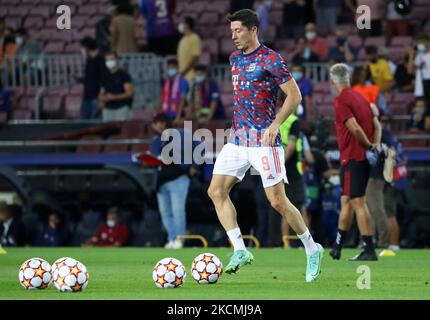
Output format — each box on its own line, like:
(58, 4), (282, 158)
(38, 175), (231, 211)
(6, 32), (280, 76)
(171, 239), (183, 249)
(164, 240), (174, 249)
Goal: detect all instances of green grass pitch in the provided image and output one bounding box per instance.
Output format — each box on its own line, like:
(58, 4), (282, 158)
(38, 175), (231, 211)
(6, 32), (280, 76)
(1, 247), (430, 300)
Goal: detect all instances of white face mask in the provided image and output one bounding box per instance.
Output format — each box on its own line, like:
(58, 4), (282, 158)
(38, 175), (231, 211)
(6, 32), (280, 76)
(305, 31), (316, 41)
(178, 23), (185, 34)
(15, 36), (24, 46)
(417, 43), (427, 53)
(106, 60), (117, 70)
(107, 219), (116, 228)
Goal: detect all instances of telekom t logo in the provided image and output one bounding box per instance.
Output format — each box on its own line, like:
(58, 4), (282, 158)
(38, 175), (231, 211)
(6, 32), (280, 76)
(232, 75), (239, 91)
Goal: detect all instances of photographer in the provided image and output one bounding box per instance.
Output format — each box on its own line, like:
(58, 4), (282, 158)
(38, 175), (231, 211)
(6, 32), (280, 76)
(407, 34), (430, 102)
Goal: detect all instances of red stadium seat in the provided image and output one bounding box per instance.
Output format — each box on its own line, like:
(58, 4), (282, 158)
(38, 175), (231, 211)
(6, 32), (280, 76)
(390, 36), (413, 47)
(269, 10), (283, 26)
(392, 92), (415, 104)
(45, 41), (65, 53)
(401, 139), (427, 148)
(121, 121), (146, 138)
(202, 39), (219, 56)
(17, 97), (35, 110)
(42, 95), (64, 113)
(8, 6), (30, 17)
(131, 143), (150, 153)
(207, 0), (229, 14)
(71, 15), (90, 30)
(23, 16), (44, 28)
(12, 109), (33, 120)
(364, 36), (386, 48)
(200, 12), (219, 25)
(313, 82), (331, 93)
(220, 38), (235, 56)
(77, 135), (103, 153)
(70, 85), (84, 96)
(104, 134), (130, 153)
(64, 42), (82, 53)
(64, 96), (82, 119)
(132, 110), (153, 121)
(30, 6), (51, 18)
(348, 35), (363, 48)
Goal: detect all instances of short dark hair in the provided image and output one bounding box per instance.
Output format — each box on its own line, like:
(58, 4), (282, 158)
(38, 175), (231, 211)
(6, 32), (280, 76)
(184, 16), (195, 31)
(194, 64), (208, 73)
(167, 58), (178, 66)
(227, 9), (259, 30)
(80, 37), (98, 50)
(105, 51), (118, 59)
(153, 112), (173, 127)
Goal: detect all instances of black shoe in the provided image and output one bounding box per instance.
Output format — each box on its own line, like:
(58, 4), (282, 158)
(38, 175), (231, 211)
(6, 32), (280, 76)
(329, 247), (341, 260)
(348, 250), (378, 261)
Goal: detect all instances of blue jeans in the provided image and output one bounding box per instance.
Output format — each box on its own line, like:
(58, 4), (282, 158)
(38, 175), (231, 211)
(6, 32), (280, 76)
(80, 99), (98, 119)
(156, 174), (190, 241)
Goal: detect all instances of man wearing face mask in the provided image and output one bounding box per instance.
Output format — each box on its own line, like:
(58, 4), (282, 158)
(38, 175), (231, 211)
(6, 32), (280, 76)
(177, 16), (201, 84)
(83, 207), (129, 247)
(14, 28), (43, 85)
(99, 51), (134, 121)
(407, 34), (430, 103)
(190, 65), (225, 124)
(290, 64), (313, 123)
(159, 59), (189, 123)
(304, 23), (328, 62)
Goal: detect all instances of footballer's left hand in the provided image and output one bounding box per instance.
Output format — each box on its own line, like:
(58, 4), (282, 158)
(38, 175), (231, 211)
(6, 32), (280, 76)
(263, 122), (280, 146)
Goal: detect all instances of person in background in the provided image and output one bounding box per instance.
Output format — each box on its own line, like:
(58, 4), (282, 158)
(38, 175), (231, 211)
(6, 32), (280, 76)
(73, 37), (106, 119)
(189, 65), (225, 124)
(159, 58), (189, 123)
(36, 211), (69, 246)
(99, 51), (134, 122)
(365, 45), (394, 95)
(110, 3), (139, 54)
(14, 27), (43, 85)
(407, 98), (428, 131)
(0, 79), (17, 120)
(139, 0), (178, 56)
(290, 64), (313, 124)
(96, 5), (117, 54)
(83, 207), (129, 247)
(407, 34), (430, 103)
(0, 201), (26, 247)
(177, 16), (201, 84)
(0, 28), (18, 72)
(351, 65), (389, 116)
(281, 0), (306, 40)
(291, 38), (319, 65)
(314, 0), (344, 35)
(328, 30), (358, 63)
(254, 0), (270, 44)
(304, 22), (328, 61)
(230, 0), (255, 12)
(149, 113), (199, 249)
(385, 0), (410, 45)
(394, 54), (414, 93)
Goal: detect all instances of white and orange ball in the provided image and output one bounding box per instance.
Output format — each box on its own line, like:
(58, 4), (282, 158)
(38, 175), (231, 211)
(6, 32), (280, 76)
(152, 257), (186, 288)
(191, 253), (223, 285)
(18, 258), (52, 290)
(51, 257), (89, 292)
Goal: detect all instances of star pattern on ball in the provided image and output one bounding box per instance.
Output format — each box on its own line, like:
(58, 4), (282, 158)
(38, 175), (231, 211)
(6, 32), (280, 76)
(172, 277), (182, 287)
(191, 261), (197, 270)
(216, 266), (222, 275)
(35, 267), (46, 277)
(203, 255), (213, 264)
(22, 278), (31, 288)
(157, 276), (167, 286)
(199, 271), (209, 280)
(57, 261), (66, 269)
(165, 261), (177, 271)
(71, 282), (83, 291)
(57, 277), (65, 286)
(70, 266), (80, 277)
(40, 282), (49, 289)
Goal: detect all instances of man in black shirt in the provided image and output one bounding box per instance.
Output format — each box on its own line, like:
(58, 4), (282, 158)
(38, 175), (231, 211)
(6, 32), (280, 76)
(99, 51), (134, 122)
(0, 202), (26, 247)
(74, 37), (106, 119)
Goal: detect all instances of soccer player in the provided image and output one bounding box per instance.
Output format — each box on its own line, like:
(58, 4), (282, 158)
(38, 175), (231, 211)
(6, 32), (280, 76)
(207, 9), (323, 282)
(328, 63), (381, 261)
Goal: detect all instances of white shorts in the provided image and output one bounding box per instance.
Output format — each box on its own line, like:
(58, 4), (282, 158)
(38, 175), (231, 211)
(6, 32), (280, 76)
(213, 143), (288, 188)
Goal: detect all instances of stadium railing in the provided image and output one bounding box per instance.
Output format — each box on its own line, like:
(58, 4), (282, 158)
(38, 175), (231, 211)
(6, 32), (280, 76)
(1, 53), (162, 119)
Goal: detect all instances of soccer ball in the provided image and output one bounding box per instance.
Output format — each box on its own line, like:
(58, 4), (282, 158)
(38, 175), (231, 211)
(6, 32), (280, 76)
(18, 258), (52, 289)
(152, 257), (186, 288)
(191, 253), (223, 284)
(51, 257), (89, 292)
